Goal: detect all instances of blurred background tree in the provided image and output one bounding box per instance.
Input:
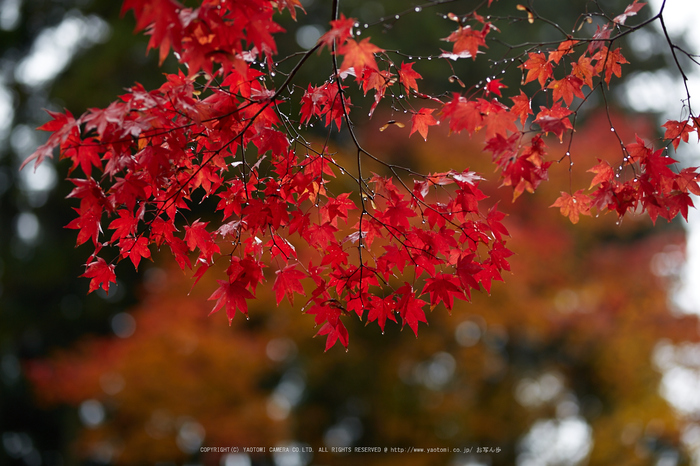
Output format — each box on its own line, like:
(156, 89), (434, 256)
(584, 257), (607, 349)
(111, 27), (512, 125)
(2, 0), (700, 465)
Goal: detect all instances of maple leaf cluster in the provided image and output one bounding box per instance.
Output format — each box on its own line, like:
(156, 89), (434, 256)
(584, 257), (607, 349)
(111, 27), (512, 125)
(22, 0), (700, 351)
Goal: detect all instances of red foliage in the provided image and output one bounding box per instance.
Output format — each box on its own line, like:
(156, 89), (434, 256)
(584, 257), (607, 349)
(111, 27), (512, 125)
(22, 0), (700, 350)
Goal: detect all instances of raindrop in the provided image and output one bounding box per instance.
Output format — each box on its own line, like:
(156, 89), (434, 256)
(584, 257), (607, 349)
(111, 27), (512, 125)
(610, 127), (615, 132)
(442, 15), (448, 19)
(246, 316), (250, 321)
(415, 6), (422, 12)
(270, 71), (276, 77)
(395, 14), (400, 19)
(427, 56), (432, 60)
(501, 70), (506, 74)
(565, 151), (571, 156)
(364, 24), (369, 28)
(399, 94), (404, 98)
(356, 30), (362, 36)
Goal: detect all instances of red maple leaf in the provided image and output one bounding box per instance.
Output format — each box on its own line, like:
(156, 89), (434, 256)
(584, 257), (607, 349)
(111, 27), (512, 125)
(62, 137), (103, 177)
(381, 199), (416, 231)
(118, 236), (152, 270)
(109, 210), (139, 242)
(614, 0), (647, 25)
(318, 13), (356, 50)
(336, 38), (384, 73)
(626, 134), (652, 164)
(273, 264), (306, 305)
(398, 62), (422, 94)
(442, 94), (482, 135)
(571, 54), (596, 89)
(65, 206), (103, 246)
(551, 190), (592, 224)
(423, 274), (465, 310)
(320, 193), (356, 226)
(81, 257), (116, 294)
(410, 108), (438, 141)
(456, 254), (483, 298)
(587, 23), (612, 54)
(510, 91), (532, 126)
(643, 149), (678, 189)
(314, 320), (349, 352)
(677, 167), (700, 196)
(443, 24), (489, 60)
(662, 119), (695, 150)
(485, 78), (507, 97)
(593, 47), (628, 85)
(366, 296), (397, 333)
(587, 159), (615, 189)
(396, 284), (428, 337)
(21, 110), (78, 171)
(274, 0), (305, 21)
(480, 98), (518, 139)
(184, 220), (221, 264)
(534, 102), (574, 140)
(520, 52), (553, 87)
(548, 39), (578, 64)
(208, 280), (255, 323)
(547, 75), (584, 106)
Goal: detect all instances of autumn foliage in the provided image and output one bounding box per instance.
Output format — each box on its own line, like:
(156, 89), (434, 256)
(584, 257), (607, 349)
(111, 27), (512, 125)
(27, 113), (700, 465)
(23, 0), (700, 350)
